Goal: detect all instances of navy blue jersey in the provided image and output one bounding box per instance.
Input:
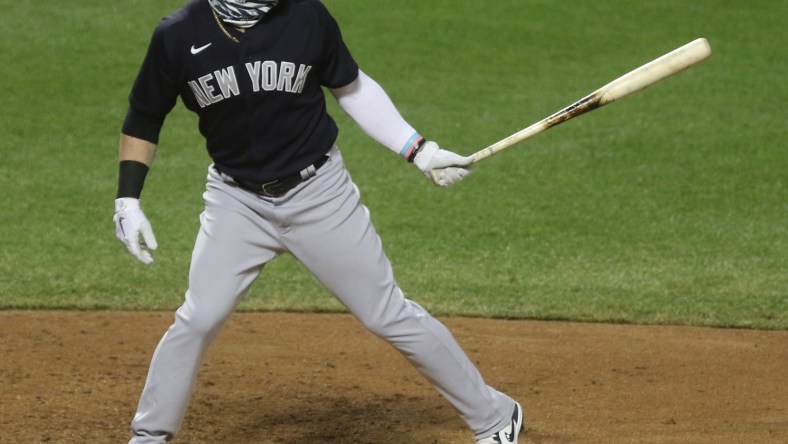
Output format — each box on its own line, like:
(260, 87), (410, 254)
(124, 0), (359, 182)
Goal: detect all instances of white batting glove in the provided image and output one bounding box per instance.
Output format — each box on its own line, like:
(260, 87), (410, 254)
(413, 141), (473, 187)
(113, 197), (158, 265)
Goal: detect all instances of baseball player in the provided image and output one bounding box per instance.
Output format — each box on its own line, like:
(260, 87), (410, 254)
(114, 1), (523, 442)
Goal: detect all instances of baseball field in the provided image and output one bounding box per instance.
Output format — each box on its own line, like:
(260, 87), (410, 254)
(1, 0), (786, 442)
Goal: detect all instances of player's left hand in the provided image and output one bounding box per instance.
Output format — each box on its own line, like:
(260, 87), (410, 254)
(413, 141), (473, 187)
(113, 197), (158, 265)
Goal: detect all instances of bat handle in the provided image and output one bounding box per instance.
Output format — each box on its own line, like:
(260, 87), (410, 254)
(472, 147), (495, 164)
(470, 120), (550, 164)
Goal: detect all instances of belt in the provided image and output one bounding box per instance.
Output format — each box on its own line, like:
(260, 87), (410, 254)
(226, 155), (329, 198)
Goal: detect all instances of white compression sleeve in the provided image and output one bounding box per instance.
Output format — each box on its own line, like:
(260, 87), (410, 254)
(331, 70), (423, 158)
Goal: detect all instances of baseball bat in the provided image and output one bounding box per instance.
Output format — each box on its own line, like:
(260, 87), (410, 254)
(471, 38), (712, 163)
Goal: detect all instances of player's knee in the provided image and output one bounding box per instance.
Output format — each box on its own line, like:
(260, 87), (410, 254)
(358, 316), (389, 337)
(174, 301), (228, 339)
(358, 299), (430, 339)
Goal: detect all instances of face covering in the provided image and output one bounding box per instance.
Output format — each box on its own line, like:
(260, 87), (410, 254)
(208, 0), (279, 28)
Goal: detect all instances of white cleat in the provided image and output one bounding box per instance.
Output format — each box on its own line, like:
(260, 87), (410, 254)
(476, 402), (524, 444)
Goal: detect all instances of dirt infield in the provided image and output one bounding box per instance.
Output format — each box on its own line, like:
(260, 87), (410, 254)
(1, 311), (786, 443)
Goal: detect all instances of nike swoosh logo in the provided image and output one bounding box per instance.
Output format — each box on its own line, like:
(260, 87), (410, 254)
(190, 43), (212, 55)
(118, 217), (127, 237)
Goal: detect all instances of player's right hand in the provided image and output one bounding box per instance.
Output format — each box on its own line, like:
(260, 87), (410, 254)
(113, 197), (158, 265)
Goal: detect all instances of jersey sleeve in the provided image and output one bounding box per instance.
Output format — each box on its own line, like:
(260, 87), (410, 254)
(316, 2), (359, 89)
(122, 21), (180, 144)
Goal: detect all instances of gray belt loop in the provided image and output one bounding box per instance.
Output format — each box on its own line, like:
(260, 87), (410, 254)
(299, 164), (317, 180)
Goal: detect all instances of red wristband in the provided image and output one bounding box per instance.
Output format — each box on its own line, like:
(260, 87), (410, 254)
(406, 137), (426, 163)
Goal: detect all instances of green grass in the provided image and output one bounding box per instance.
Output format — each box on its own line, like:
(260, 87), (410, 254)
(0, 0), (785, 329)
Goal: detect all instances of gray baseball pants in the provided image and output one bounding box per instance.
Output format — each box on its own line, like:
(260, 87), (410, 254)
(129, 147), (515, 443)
